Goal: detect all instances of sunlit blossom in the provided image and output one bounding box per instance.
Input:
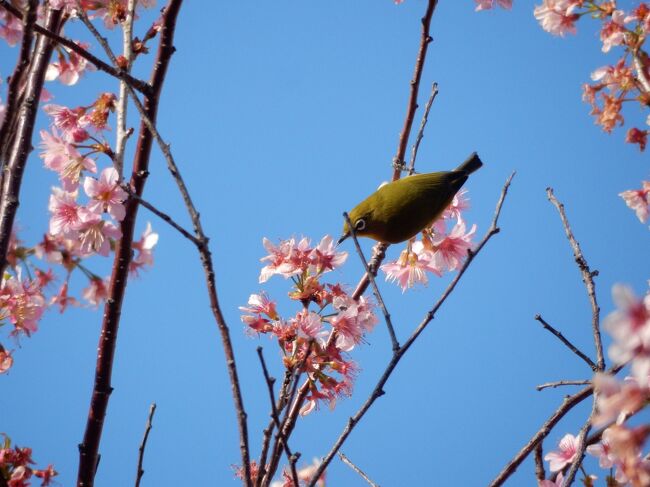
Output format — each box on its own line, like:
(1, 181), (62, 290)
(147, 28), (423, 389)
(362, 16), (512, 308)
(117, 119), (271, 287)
(534, 0), (580, 36)
(84, 167), (127, 220)
(544, 433), (578, 472)
(619, 181), (650, 223)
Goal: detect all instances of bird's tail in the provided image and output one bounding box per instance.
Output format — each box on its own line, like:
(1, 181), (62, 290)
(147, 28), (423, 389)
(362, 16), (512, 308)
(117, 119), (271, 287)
(455, 152), (483, 174)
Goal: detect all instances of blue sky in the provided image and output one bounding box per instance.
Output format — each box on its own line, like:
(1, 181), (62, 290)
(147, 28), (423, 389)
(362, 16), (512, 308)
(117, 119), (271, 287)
(2, 1), (649, 486)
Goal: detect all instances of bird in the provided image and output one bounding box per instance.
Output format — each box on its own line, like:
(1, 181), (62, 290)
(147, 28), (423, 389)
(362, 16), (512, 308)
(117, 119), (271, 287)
(337, 152), (483, 245)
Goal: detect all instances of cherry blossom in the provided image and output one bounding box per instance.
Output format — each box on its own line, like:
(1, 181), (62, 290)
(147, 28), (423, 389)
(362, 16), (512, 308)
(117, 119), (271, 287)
(426, 218), (476, 272)
(600, 10), (627, 53)
(77, 212), (121, 256)
(538, 472), (563, 487)
(42, 104), (89, 143)
(48, 188), (82, 237)
(0, 347), (13, 374)
(130, 223), (159, 275)
(82, 277), (109, 308)
(259, 237), (300, 283)
(45, 42), (95, 86)
(0, 7), (23, 46)
(604, 284), (650, 383)
(308, 235), (347, 274)
(381, 241), (441, 292)
(544, 433), (578, 472)
(534, 0), (580, 36)
(619, 181), (650, 223)
(0, 274), (46, 337)
(592, 373), (648, 426)
(331, 294), (377, 351)
(475, 0), (512, 11)
(625, 127), (648, 151)
(83, 167), (127, 220)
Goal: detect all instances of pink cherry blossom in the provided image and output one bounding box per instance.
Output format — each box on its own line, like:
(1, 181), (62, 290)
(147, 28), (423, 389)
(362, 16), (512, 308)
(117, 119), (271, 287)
(239, 292), (278, 320)
(259, 237), (301, 283)
(603, 425), (650, 485)
(331, 294), (377, 351)
(45, 42), (94, 86)
(48, 188), (82, 237)
(475, 0), (512, 12)
(587, 437), (616, 469)
(39, 129), (74, 172)
(84, 167), (127, 220)
(428, 218), (476, 272)
(592, 373), (648, 427)
(50, 281), (79, 313)
(443, 188), (470, 220)
(381, 241), (442, 292)
(82, 277), (109, 308)
(77, 212), (121, 256)
(544, 433), (578, 472)
(0, 348), (13, 374)
(130, 223), (159, 275)
(534, 0), (580, 36)
(308, 235), (347, 274)
(42, 104), (89, 142)
(294, 310), (323, 340)
(625, 128), (648, 152)
(0, 275), (46, 337)
(600, 10), (627, 53)
(619, 181), (650, 223)
(604, 284), (650, 383)
(0, 7), (23, 46)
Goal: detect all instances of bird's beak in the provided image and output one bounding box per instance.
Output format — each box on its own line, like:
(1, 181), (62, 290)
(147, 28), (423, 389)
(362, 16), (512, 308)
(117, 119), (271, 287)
(337, 232), (349, 245)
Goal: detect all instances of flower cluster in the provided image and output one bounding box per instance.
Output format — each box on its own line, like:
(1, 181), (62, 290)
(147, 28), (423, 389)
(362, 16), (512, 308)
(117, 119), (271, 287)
(0, 435), (57, 487)
(242, 235), (378, 416)
(542, 284), (650, 485)
(379, 189), (477, 292)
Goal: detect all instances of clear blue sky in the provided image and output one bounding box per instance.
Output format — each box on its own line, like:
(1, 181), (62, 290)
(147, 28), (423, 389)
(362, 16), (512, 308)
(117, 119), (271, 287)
(2, 1), (649, 485)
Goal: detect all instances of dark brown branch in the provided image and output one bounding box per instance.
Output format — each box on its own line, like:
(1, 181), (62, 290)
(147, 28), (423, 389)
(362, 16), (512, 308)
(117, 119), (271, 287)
(534, 314), (596, 370)
(407, 81), (438, 175)
(135, 403), (157, 487)
(0, 0), (37, 166)
(563, 398), (596, 486)
(536, 379), (591, 391)
(546, 188), (604, 371)
(391, 0), (438, 180)
(76, 2), (182, 486)
(338, 452), (379, 487)
(534, 443), (545, 482)
(343, 211), (399, 352)
(0, 0), (151, 95)
(307, 173), (515, 487)
(0, 6), (63, 279)
(77, 8), (252, 482)
(257, 347), (300, 487)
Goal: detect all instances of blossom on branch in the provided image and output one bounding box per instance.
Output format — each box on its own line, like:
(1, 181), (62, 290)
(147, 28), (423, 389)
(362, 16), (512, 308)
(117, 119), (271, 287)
(619, 181), (650, 223)
(544, 433), (578, 472)
(534, 0), (580, 36)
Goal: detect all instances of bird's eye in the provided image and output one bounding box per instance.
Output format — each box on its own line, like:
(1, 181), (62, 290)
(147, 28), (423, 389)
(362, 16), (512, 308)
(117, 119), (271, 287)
(355, 219), (366, 231)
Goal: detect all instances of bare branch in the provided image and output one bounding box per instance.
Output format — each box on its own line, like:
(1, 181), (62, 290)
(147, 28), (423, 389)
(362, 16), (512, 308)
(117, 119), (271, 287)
(534, 314), (596, 370)
(408, 81), (438, 175)
(536, 380), (591, 392)
(76, 3), (183, 485)
(135, 403), (157, 487)
(257, 347), (300, 487)
(534, 442), (545, 482)
(338, 452), (380, 487)
(391, 0), (438, 179)
(343, 211), (399, 352)
(308, 173), (515, 487)
(546, 188), (604, 370)
(0, 0), (151, 95)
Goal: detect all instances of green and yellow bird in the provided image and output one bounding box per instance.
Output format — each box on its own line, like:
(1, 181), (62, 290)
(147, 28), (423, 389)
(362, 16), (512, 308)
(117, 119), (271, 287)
(338, 152), (483, 245)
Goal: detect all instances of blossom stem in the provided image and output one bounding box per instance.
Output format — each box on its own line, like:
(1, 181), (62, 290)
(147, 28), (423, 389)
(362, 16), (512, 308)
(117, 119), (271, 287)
(408, 81), (438, 175)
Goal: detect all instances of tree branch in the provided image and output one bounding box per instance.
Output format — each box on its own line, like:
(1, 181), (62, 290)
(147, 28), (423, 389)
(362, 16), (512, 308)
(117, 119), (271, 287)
(534, 442), (545, 482)
(134, 403), (157, 487)
(546, 188), (604, 371)
(0, 6), (63, 279)
(562, 397), (596, 486)
(534, 314), (596, 370)
(536, 380), (591, 392)
(338, 452), (379, 487)
(408, 81), (438, 175)
(76, 2), (182, 485)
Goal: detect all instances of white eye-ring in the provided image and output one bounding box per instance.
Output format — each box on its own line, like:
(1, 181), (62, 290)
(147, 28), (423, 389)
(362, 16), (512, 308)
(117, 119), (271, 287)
(355, 219), (366, 231)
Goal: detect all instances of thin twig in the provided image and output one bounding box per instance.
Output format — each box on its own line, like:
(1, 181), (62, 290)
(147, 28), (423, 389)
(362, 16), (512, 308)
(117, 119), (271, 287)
(257, 347), (300, 487)
(0, 0), (151, 95)
(546, 188), (604, 371)
(338, 452), (380, 487)
(534, 442), (545, 482)
(391, 0), (438, 179)
(76, 4), (252, 485)
(563, 397), (597, 486)
(0, 6), (63, 279)
(122, 185), (200, 246)
(135, 403), (157, 487)
(536, 380), (591, 391)
(308, 173), (515, 487)
(408, 81), (438, 175)
(534, 314), (596, 370)
(76, 3), (182, 486)
(343, 211), (399, 352)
